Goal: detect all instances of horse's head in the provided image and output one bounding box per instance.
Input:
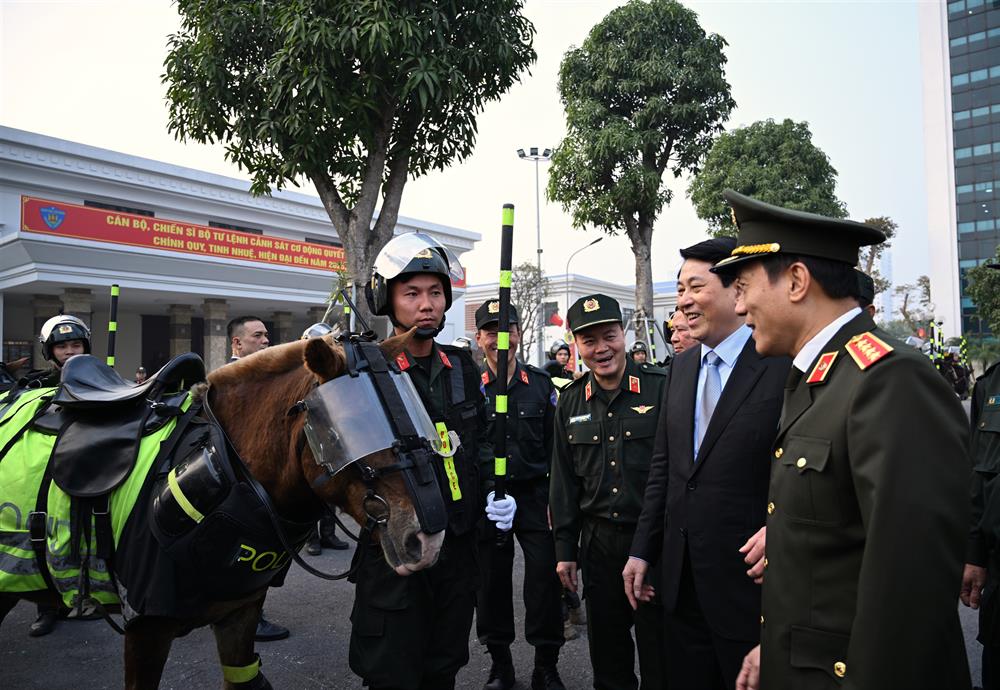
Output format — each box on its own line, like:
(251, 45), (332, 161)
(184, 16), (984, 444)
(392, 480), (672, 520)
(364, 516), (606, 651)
(299, 331), (445, 575)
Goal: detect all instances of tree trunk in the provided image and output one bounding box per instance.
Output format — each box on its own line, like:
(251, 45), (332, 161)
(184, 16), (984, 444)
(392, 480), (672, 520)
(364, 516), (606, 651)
(628, 220), (655, 339)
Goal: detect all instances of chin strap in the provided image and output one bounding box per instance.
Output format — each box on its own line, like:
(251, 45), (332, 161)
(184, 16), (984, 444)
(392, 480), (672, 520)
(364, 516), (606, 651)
(389, 313), (447, 340)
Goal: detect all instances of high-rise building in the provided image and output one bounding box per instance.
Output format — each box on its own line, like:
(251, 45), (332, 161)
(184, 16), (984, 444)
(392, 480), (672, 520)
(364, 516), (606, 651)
(921, 0), (1000, 337)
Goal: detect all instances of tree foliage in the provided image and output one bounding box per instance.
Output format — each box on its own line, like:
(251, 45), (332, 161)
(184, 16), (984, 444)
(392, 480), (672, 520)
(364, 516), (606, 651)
(163, 0), (535, 322)
(510, 261), (549, 362)
(688, 118), (846, 236)
(547, 0), (734, 318)
(966, 251), (1000, 336)
(858, 216), (897, 297)
(894, 275), (934, 334)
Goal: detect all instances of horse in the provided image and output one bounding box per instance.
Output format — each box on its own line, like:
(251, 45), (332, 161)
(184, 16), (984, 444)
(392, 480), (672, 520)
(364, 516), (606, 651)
(0, 331), (445, 689)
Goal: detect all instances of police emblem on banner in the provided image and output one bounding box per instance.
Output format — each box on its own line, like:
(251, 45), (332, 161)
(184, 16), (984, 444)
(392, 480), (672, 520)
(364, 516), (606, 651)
(40, 206), (66, 230)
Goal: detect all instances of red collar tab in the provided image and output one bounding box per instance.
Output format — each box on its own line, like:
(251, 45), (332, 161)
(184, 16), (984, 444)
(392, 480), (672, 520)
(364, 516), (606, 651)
(520, 369), (530, 385)
(628, 375), (641, 394)
(481, 371), (490, 387)
(807, 352), (838, 385)
(845, 332), (894, 371)
(395, 352), (411, 371)
(585, 380), (593, 401)
(439, 350), (453, 369)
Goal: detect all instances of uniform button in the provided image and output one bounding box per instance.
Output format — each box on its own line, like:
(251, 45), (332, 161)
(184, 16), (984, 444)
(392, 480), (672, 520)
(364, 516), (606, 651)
(609, 435), (615, 441)
(568, 434), (574, 441)
(760, 615), (764, 625)
(767, 502), (775, 515)
(834, 661), (846, 678)
(625, 431), (632, 437)
(796, 457), (807, 468)
(610, 461), (616, 467)
(607, 412), (613, 418)
(612, 512), (619, 518)
(774, 448), (783, 459)
(982, 422), (988, 429)
(686, 481), (696, 491)
(593, 435), (599, 441)
(612, 487), (619, 494)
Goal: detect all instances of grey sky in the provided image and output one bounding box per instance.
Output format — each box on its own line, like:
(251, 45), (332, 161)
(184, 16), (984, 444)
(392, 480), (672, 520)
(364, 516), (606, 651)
(0, 0), (929, 291)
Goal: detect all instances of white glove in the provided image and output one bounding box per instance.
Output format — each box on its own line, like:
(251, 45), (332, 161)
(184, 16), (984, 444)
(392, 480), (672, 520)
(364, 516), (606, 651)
(485, 491), (517, 532)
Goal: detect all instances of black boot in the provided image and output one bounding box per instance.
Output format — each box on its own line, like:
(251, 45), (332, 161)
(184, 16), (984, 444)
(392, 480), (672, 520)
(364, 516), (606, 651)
(484, 645), (515, 690)
(254, 614), (289, 642)
(531, 647), (565, 690)
(306, 528), (321, 556)
(29, 605), (58, 637)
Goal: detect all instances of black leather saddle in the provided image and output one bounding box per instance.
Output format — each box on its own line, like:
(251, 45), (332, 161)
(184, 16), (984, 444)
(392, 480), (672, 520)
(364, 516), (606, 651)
(37, 354), (207, 498)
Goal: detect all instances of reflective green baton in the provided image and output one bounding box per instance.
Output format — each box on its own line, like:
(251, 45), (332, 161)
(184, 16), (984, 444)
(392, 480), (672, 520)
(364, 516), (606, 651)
(493, 204), (515, 504)
(107, 284), (119, 367)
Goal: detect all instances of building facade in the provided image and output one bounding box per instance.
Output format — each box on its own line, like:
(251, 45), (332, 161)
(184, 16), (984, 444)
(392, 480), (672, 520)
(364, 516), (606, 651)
(922, 0), (1000, 337)
(0, 127), (478, 375)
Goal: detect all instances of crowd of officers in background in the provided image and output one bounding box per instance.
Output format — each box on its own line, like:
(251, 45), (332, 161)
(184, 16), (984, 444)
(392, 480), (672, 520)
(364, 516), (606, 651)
(2, 189), (999, 690)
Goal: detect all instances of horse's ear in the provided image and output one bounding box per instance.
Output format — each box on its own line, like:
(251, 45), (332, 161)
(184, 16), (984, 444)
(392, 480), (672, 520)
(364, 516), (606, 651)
(304, 338), (345, 383)
(380, 328), (416, 362)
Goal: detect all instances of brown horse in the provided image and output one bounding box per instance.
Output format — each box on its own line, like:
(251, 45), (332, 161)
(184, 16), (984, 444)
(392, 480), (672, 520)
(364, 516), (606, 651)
(0, 332), (443, 689)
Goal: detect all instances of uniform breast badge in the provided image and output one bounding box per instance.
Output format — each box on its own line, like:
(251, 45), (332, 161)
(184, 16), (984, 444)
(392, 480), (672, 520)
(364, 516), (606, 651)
(628, 376), (640, 394)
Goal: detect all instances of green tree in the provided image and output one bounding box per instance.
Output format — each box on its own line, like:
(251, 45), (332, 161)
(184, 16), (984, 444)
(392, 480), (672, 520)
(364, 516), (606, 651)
(547, 0), (735, 319)
(858, 216), (897, 297)
(163, 0), (535, 324)
(966, 252), (1000, 335)
(688, 118), (846, 236)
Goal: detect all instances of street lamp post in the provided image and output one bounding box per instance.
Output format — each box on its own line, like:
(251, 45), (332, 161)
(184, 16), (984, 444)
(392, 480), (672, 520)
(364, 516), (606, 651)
(517, 146), (552, 365)
(564, 236), (604, 372)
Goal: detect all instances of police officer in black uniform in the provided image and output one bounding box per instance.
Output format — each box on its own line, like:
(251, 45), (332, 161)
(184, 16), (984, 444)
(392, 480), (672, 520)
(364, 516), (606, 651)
(630, 341), (648, 365)
(350, 232), (488, 690)
(474, 299), (565, 690)
(549, 294), (667, 690)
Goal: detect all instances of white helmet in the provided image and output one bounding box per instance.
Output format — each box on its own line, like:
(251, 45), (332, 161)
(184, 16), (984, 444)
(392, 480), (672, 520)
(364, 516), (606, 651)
(39, 314), (91, 362)
(301, 322), (335, 340)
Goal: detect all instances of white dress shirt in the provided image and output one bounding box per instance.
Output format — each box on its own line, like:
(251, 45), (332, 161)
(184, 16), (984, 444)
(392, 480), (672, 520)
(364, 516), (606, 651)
(792, 307), (861, 373)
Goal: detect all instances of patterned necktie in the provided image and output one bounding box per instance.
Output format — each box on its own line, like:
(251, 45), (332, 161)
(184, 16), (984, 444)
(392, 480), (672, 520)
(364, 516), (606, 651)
(696, 351), (722, 456)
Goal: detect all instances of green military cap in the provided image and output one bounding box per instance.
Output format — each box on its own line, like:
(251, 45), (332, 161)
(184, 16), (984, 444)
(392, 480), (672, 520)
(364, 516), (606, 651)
(475, 298), (519, 329)
(855, 269), (875, 306)
(567, 293), (622, 334)
(712, 190), (885, 274)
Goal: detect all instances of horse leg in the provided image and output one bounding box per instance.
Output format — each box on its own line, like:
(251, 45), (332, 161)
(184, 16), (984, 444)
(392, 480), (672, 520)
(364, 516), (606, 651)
(212, 597), (272, 690)
(123, 616), (177, 690)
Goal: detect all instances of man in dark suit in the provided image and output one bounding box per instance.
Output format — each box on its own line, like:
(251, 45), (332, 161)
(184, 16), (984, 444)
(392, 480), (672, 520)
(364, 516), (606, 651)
(624, 238), (790, 690)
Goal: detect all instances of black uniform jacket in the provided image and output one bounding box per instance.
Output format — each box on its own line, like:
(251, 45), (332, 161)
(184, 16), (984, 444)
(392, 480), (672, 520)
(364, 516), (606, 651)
(760, 312), (971, 690)
(969, 361), (1000, 566)
(631, 337), (789, 641)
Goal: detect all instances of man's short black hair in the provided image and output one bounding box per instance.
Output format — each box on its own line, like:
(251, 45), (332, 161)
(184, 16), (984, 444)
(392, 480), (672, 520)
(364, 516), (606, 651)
(679, 237), (739, 287)
(759, 255), (858, 300)
(227, 315), (265, 341)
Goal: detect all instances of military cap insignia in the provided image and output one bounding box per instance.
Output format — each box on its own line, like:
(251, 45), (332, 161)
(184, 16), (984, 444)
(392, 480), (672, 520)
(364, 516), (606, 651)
(414, 248), (433, 259)
(631, 405), (654, 414)
(806, 352), (838, 385)
(438, 350), (452, 369)
(732, 243), (781, 257)
(845, 332), (893, 370)
(585, 381), (593, 401)
(57, 324), (73, 334)
(520, 369), (530, 385)
(395, 352), (411, 371)
(488, 300), (500, 314)
(583, 298), (600, 313)
(628, 376), (641, 394)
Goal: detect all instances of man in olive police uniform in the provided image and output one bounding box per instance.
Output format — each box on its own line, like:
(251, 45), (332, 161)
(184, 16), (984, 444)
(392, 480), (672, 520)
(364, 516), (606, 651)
(474, 299), (565, 690)
(714, 191), (971, 690)
(550, 294), (666, 690)
(351, 233), (489, 690)
(962, 260), (1000, 689)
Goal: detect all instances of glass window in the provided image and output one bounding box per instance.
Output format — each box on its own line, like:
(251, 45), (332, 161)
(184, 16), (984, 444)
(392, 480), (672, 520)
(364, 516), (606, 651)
(950, 0), (966, 12)
(956, 109), (971, 123)
(972, 31), (988, 43)
(969, 0), (984, 8)
(959, 184), (975, 193)
(977, 219), (995, 230)
(971, 68), (989, 82)
(990, 66), (1000, 79)
(954, 72), (970, 86)
(959, 221), (977, 232)
(976, 181), (993, 191)
(975, 105), (992, 117)
(974, 143), (992, 155)
(953, 36), (969, 48)
(990, 27), (1000, 38)
(957, 146), (974, 158)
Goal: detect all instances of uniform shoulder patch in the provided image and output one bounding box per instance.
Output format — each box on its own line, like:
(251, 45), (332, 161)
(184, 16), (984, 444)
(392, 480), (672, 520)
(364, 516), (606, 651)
(640, 363), (667, 375)
(844, 332), (894, 371)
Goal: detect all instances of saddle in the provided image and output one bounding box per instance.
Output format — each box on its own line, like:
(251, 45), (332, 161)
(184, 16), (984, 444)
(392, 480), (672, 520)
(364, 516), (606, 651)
(37, 354), (206, 498)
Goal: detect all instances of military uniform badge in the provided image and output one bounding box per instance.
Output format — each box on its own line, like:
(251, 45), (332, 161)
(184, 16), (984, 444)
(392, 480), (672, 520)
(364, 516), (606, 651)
(487, 300), (500, 314)
(807, 352), (838, 385)
(845, 332), (893, 370)
(583, 298), (600, 313)
(585, 380), (593, 401)
(520, 369), (529, 385)
(628, 376), (640, 394)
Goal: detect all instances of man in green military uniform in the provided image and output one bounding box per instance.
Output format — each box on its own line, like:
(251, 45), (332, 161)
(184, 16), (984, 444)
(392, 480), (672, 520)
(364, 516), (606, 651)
(550, 294), (666, 690)
(962, 260), (1000, 689)
(474, 299), (565, 690)
(351, 232), (487, 690)
(712, 191), (971, 690)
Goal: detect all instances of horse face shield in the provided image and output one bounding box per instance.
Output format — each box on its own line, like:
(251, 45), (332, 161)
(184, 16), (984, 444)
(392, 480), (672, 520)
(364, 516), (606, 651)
(302, 368), (448, 534)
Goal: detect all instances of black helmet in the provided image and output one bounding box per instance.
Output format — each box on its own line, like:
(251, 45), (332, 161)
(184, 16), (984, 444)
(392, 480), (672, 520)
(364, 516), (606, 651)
(549, 340), (570, 358)
(631, 341), (648, 354)
(39, 314), (91, 362)
(366, 233), (465, 338)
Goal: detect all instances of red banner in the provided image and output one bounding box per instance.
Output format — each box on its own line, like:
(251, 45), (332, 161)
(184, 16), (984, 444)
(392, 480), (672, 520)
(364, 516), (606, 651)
(20, 196), (346, 272)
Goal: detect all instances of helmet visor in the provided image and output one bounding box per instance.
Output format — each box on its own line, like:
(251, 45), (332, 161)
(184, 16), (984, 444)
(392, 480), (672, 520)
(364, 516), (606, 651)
(373, 232), (466, 287)
(302, 369), (441, 475)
